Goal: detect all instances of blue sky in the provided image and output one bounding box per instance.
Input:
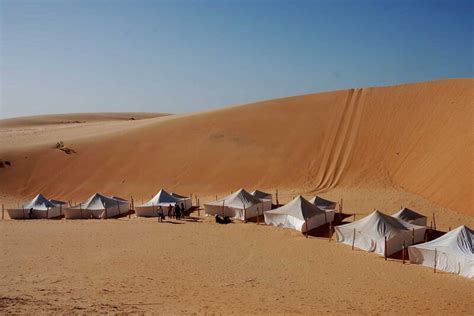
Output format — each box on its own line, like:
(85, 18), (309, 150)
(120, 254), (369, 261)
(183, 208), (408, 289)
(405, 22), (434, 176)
(1, 0), (472, 118)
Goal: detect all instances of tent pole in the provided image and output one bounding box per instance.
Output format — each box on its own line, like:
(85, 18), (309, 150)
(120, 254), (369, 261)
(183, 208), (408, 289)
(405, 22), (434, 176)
(353, 213), (356, 222)
(222, 200), (225, 218)
(2, 204), (4, 220)
(276, 189), (279, 208)
(433, 213), (436, 230)
(243, 204), (246, 223)
(340, 198), (343, 215)
(434, 248), (437, 273)
(80, 203), (82, 219)
(352, 228), (355, 250)
(402, 241), (406, 264)
(22, 205), (25, 219)
(329, 221), (332, 242)
(305, 218), (309, 238)
(412, 228), (415, 245)
(384, 236), (387, 260)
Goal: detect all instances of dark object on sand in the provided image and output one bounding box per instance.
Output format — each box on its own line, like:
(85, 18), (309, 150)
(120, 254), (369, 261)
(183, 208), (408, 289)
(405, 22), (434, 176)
(215, 215), (231, 224)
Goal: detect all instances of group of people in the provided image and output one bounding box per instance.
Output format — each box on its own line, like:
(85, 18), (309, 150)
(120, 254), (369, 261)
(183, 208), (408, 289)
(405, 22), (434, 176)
(155, 203), (186, 222)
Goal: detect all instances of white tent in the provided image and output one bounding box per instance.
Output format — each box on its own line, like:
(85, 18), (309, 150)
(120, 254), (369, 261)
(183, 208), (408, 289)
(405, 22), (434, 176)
(251, 190), (273, 212)
(310, 196), (338, 210)
(7, 194), (62, 219)
(408, 226), (473, 279)
(264, 195), (334, 233)
(135, 189), (181, 217)
(171, 192), (192, 211)
(335, 210), (426, 256)
(204, 189), (265, 220)
(64, 193), (129, 219)
(391, 208), (427, 226)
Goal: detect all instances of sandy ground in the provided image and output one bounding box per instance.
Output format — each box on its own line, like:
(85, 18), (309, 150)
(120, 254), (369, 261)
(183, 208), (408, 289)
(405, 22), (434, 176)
(0, 216), (473, 314)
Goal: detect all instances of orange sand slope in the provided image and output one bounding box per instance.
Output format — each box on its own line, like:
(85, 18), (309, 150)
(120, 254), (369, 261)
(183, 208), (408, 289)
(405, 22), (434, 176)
(0, 79), (472, 216)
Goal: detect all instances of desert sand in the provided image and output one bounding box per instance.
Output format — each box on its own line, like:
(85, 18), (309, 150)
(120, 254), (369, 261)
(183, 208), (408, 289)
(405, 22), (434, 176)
(0, 78), (473, 314)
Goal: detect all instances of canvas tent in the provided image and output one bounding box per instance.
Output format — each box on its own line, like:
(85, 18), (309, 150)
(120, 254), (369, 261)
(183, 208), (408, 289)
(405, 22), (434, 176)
(391, 208), (427, 226)
(7, 194), (62, 219)
(310, 196), (338, 210)
(264, 195), (334, 232)
(64, 193), (129, 219)
(251, 190), (273, 211)
(204, 189), (266, 220)
(135, 189), (181, 217)
(408, 225), (473, 279)
(335, 210), (426, 256)
(171, 192), (192, 210)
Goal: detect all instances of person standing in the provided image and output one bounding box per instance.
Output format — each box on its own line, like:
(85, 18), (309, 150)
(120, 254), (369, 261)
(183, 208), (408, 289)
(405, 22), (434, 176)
(167, 204), (172, 218)
(181, 202), (185, 218)
(175, 204), (181, 220)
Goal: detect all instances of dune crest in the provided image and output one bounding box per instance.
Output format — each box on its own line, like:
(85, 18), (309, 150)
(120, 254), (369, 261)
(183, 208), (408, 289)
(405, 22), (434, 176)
(0, 79), (472, 216)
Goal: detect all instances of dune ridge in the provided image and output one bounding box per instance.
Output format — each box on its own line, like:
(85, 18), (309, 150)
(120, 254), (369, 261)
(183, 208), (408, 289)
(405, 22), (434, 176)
(0, 78), (472, 216)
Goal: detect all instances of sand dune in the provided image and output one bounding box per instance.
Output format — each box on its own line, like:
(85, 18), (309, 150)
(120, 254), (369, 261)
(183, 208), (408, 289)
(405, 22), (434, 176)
(0, 112), (166, 128)
(0, 79), (472, 216)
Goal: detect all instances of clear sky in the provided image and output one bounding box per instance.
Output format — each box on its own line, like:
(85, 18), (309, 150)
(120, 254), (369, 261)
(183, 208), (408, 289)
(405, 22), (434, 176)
(1, 0), (472, 118)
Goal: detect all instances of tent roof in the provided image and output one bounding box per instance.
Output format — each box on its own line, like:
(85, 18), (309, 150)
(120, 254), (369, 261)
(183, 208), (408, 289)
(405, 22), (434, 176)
(206, 188), (261, 209)
(411, 225), (473, 259)
(251, 190), (272, 199)
(74, 193), (128, 210)
(49, 199), (67, 206)
(111, 196), (128, 202)
(171, 192), (189, 199)
(337, 210), (424, 239)
(392, 207), (426, 222)
(310, 196), (337, 209)
(23, 194), (56, 210)
(142, 189), (180, 206)
(266, 195), (325, 220)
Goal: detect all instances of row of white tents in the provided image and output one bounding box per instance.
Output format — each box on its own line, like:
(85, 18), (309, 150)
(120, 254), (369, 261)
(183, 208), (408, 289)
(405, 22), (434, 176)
(202, 189), (472, 279)
(6, 189), (473, 279)
(7, 190), (192, 220)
